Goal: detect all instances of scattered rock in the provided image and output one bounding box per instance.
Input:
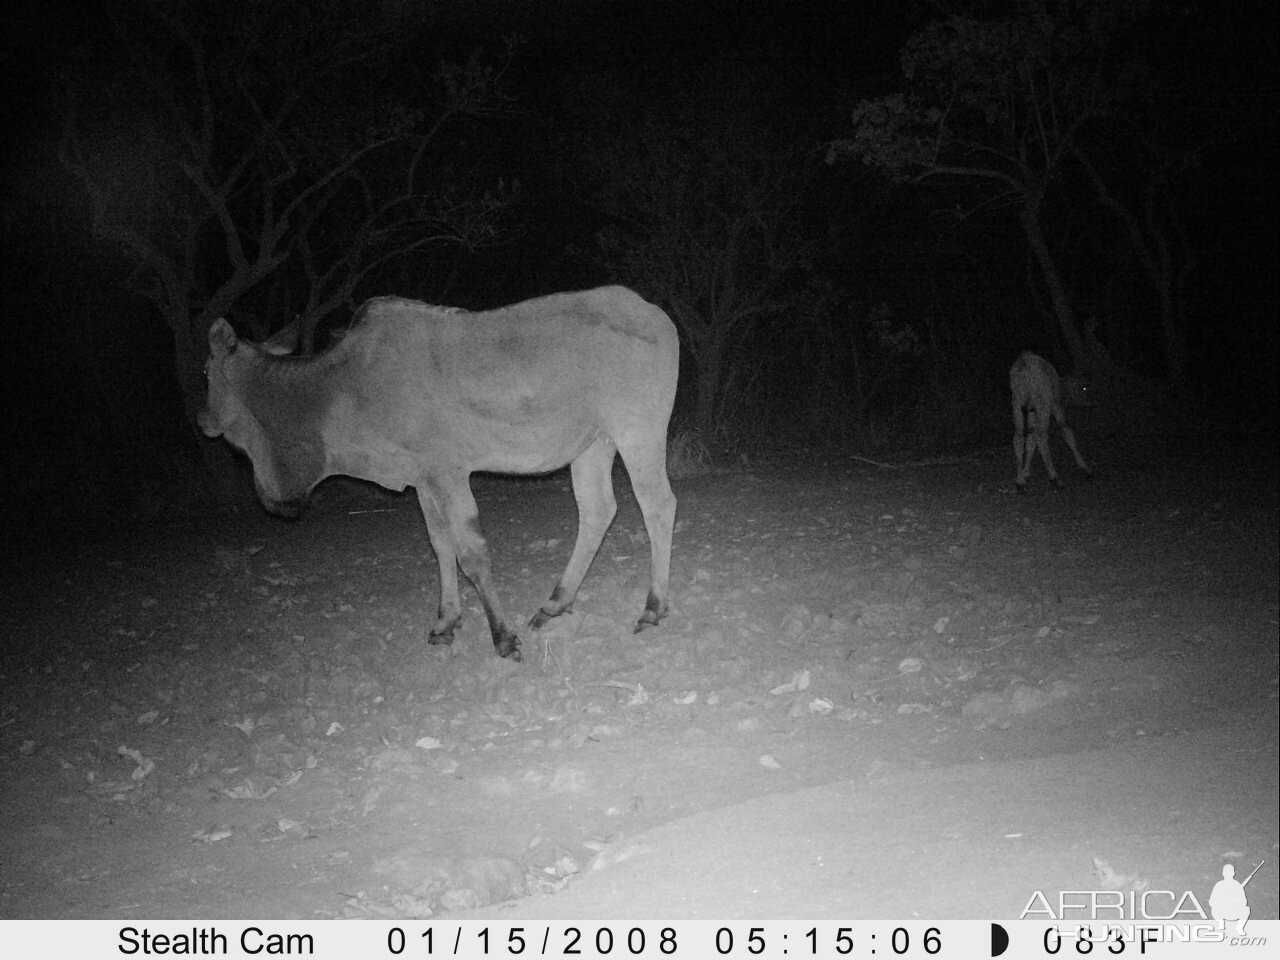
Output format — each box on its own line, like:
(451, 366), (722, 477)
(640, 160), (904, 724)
(1010, 685), (1054, 714)
(410, 855), (527, 910)
(961, 691), (1008, 718)
(549, 765), (589, 794)
(370, 746), (416, 771)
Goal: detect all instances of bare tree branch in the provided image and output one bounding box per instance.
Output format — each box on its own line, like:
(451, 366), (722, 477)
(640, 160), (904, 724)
(59, 0), (520, 470)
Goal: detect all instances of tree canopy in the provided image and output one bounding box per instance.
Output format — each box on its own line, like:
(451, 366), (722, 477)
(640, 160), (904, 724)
(831, 0), (1208, 380)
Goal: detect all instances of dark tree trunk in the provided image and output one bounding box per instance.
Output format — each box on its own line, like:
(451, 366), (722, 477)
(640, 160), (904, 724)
(1021, 194), (1087, 372)
(693, 333), (727, 438)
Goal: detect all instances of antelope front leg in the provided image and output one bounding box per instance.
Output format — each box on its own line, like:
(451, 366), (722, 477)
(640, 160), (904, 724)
(1032, 413), (1062, 488)
(1057, 418), (1092, 477)
(417, 489), (463, 644)
(1013, 402), (1033, 492)
(444, 483), (522, 661)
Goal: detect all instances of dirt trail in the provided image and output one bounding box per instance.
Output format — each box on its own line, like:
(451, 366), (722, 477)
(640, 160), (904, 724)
(2, 439), (1276, 925)
(467, 703), (1278, 923)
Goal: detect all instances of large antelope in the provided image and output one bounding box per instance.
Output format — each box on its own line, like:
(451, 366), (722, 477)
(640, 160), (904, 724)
(1009, 351), (1092, 492)
(199, 286), (679, 661)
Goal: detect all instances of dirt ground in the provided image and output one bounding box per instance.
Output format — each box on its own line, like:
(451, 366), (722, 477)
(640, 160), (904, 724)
(2, 430), (1276, 927)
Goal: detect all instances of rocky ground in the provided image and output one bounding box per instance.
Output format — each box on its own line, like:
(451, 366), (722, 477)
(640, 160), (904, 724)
(2, 429), (1276, 928)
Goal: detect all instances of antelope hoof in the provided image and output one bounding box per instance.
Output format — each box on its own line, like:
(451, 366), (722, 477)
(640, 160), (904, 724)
(634, 610), (664, 634)
(429, 610), (461, 645)
(494, 630), (522, 662)
(529, 602), (572, 631)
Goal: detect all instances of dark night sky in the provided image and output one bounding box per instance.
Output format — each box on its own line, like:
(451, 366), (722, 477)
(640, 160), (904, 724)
(0, 0), (1275, 515)
(0, 0), (915, 396)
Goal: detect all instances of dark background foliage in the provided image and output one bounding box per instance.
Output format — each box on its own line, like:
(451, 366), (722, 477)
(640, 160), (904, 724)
(2, 0), (1274, 530)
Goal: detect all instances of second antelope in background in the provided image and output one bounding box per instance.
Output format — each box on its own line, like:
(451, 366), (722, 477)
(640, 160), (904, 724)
(1009, 351), (1092, 492)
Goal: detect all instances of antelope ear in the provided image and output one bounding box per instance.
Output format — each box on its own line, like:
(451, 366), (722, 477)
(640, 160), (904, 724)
(208, 318), (238, 354)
